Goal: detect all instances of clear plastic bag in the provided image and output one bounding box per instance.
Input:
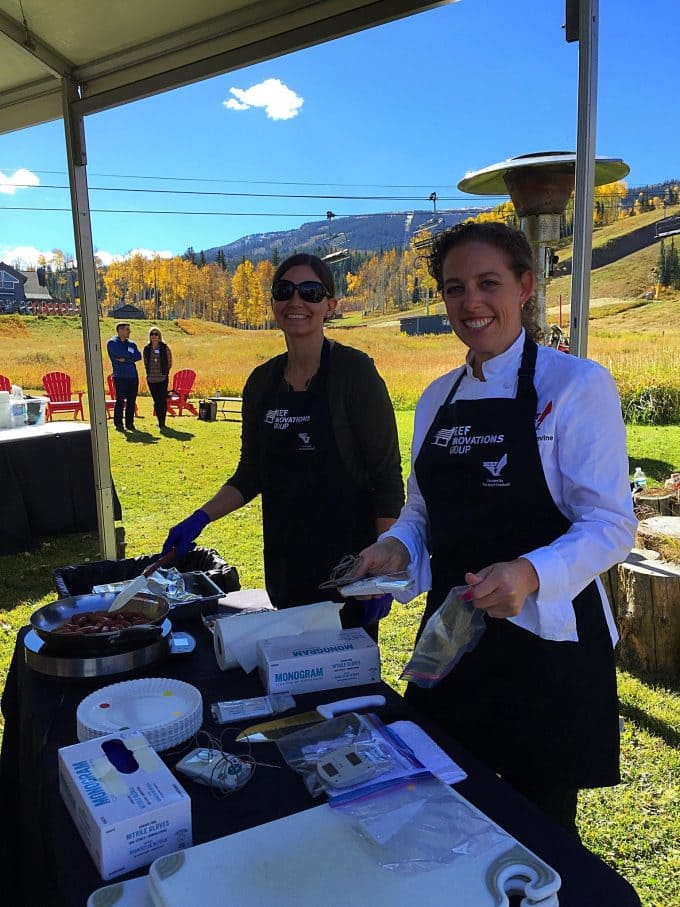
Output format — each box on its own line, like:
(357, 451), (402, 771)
(401, 585), (486, 688)
(332, 774), (511, 873)
(277, 713), (421, 799)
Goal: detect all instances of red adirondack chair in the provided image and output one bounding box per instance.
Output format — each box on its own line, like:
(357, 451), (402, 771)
(166, 369), (198, 416)
(0, 374), (11, 392)
(104, 374), (139, 419)
(42, 371), (85, 421)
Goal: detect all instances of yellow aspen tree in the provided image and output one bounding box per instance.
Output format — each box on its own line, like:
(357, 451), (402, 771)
(103, 260), (129, 307)
(255, 260), (275, 324)
(232, 260), (256, 324)
(255, 260), (275, 297)
(250, 275), (268, 325)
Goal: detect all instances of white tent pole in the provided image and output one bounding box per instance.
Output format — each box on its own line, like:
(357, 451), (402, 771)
(61, 79), (117, 559)
(569, 0), (599, 359)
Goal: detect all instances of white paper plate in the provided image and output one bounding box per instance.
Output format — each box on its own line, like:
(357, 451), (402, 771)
(77, 677), (203, 751)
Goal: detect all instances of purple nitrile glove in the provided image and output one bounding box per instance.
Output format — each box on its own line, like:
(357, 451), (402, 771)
(162, 509), (210, 557)
(360, 594), (393, 626)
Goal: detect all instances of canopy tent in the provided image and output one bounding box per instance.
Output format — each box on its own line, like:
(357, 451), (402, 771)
(0, 0), (600, 557)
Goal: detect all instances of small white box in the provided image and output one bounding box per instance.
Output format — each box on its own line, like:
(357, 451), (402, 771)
(58, 731), (192, 881)
(257, 627), (381, 695)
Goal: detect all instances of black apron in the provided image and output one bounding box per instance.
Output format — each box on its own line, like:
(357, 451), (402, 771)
(259, 340), (376, 629)
(408, 335), (620, 790)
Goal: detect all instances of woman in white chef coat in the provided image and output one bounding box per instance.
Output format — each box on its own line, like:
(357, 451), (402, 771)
(354, 221), (636, 835)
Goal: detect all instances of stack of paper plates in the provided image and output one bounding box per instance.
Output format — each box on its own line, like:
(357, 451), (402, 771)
(76, 677), (203, 751)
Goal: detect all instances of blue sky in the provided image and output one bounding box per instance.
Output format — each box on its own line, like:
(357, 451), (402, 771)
(1, 0), (679, 266)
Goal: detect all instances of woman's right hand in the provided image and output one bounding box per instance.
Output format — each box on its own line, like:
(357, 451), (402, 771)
(353, 537), (410, 578)
(161, 509), (210, 557)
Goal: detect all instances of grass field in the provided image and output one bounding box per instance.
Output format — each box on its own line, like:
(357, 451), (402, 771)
(2, 300), (680, 412)
(2, 306), (680, 905)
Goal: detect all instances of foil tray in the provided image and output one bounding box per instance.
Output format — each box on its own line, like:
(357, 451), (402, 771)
(168, 571), (224, 621)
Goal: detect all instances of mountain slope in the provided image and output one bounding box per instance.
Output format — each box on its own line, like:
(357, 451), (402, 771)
(204, 208), (487, 262)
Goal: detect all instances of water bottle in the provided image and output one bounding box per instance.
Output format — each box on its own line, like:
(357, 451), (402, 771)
(633, 467), (647, 491)
(0, 390), (11, 430)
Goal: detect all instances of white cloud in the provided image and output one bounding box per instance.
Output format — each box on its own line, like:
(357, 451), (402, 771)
(127, 248), (174, 261)
(0, 246), (174, 269)
(0, 245), (50, 268)
(96, 249), (174, 265)
(223, 78), (303, 120)
(0, 168), (40, 195)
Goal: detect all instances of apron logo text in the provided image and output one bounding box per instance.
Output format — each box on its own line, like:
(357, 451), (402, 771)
(265, 408), (312, 430)
(432, 423), (505, 456)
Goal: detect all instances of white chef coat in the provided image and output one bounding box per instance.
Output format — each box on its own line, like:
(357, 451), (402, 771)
(385, 330), (637, 644)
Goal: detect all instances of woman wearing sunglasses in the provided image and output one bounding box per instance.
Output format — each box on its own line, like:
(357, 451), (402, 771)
(162, 254), (404, 634)
(143, 327), (173, 429)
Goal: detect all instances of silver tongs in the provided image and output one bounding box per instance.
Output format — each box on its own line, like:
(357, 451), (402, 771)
(319, 554), (413, 597)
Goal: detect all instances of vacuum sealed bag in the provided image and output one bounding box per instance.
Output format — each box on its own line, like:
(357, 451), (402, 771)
(276, 713), (424, 799)
(400, 585), (486, 688)
(331, 773), (510, 873)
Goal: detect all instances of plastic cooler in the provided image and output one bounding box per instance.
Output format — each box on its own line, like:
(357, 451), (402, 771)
(53, 547), (240, 615)
(26, 396), (49, 425)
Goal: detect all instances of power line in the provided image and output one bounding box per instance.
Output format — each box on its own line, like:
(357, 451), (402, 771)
(1, 167), (471, 190)
(4, 182), (507, 202)
(0, 206), (338, 216)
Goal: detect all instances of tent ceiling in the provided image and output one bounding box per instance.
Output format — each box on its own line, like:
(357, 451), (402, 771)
(0, 0), (449, 135)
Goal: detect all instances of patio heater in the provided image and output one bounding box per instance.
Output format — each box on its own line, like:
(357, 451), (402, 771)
(457, 152), (629, 338)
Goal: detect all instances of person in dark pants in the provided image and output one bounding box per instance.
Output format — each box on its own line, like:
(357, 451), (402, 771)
(161, 254), (404, 638)
(107, 322), (142, 431)
(353, 222), (636, 836)
(143, 326), (173, 429)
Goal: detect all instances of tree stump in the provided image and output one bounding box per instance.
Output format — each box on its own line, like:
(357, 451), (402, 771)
(601, 548), (658, 624)
(635, 490), (678, 517)
(604, 549), (680, 679)
(635, 516), (680, 559)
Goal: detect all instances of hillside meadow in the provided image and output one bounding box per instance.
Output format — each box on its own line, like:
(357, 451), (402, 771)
(1, 311), (679, 906)
(2, 301), (680, 413)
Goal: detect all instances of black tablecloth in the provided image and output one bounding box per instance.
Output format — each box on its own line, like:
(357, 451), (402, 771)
(0, 424), (121, 554)
(0, 625), (641, 907)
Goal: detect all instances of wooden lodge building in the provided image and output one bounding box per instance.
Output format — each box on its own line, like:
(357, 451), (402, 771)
(0, 262), (79, 315)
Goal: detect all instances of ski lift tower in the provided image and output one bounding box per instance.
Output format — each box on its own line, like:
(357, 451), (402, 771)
(457, 151), (629, 341)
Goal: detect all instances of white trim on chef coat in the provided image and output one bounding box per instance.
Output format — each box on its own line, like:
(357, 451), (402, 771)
(385, 329), (637, 644)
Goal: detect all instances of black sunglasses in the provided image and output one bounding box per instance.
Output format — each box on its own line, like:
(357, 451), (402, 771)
(271, 279), (329, 304)
(150, 332), (160, 336)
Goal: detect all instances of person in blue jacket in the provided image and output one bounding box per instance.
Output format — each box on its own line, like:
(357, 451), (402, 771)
(107, 322), (142, 432)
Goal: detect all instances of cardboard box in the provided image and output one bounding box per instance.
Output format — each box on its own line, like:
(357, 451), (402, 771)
(257, 627), (381, 695)
(58, 731), (192, 881)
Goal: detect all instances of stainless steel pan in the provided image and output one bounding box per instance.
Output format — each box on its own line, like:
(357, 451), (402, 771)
(29, 592), (169, 655)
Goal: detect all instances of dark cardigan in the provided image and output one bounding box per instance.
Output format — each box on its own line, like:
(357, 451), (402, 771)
(142, 341), (170, 378)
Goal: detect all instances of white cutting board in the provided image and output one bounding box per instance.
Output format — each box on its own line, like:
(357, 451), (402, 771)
(146, 789), (560, 907)
(88, 875), (155, 907)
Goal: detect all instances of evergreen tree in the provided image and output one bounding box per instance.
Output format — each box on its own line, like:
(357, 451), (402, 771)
(412, 276), (421, 306)
(669, 240), (680, 290)
(183, 247), (197, 264)
(658, 240), (670, 286)
(198, 250), (207, 268)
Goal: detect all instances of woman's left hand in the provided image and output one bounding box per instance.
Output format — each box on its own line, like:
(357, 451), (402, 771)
(462, 557), (539, 619)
